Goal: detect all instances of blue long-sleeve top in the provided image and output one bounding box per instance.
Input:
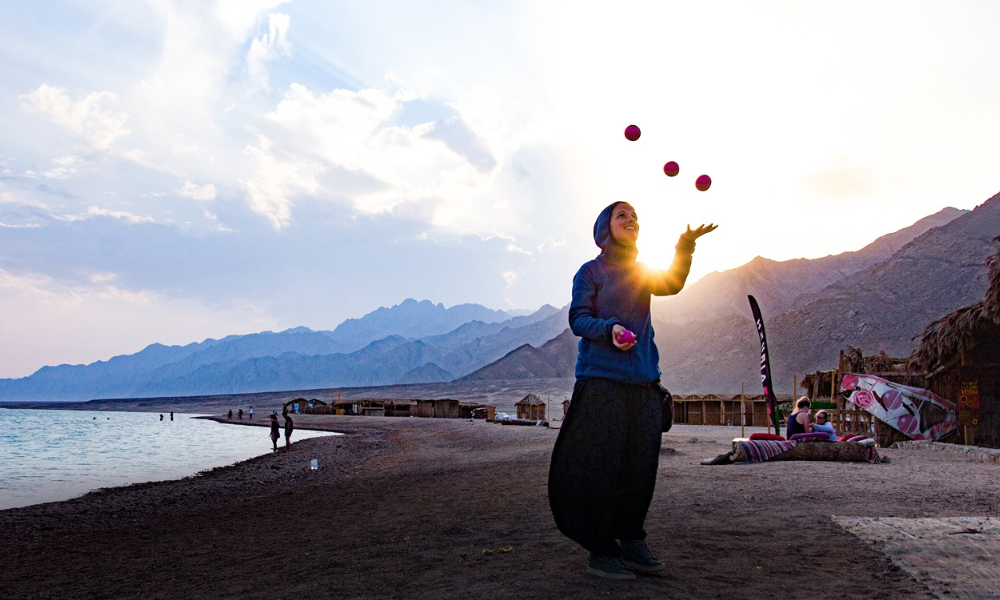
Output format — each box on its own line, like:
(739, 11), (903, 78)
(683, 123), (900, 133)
(570, 202), (696, 384)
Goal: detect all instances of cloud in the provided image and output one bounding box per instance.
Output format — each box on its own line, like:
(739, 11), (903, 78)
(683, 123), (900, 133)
(0, 268), (55, 297)
(236, 82), (521, 229)
(425, 115), (496, 171)
(0, 189), (57, 228)
(87, 206), (155, 223)
(536, 234), (569, 253)
(179, 180), (218, 201)
(41, 167), (76, 179)
(0, 191), (47, 209)
(20, 84), (129, 149)
(245, 12), (292, 91)
(460, 229), (531, 255)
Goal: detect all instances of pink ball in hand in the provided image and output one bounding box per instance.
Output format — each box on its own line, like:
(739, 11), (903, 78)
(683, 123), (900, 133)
(616, 329), (636, 344)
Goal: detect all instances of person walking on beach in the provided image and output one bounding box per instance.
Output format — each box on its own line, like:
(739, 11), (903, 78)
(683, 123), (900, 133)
(269, 414), (280, 452)
(548, 201), (716, 580)
(283, 411), (294, 451)
(238, 408), (243, 420)
(228, 409), (233, 420)
(170, 412), (173, 421)
(249, 406), (254, 421)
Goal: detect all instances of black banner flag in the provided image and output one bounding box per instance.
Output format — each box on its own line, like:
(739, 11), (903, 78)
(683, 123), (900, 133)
(748, 295), (780, 435)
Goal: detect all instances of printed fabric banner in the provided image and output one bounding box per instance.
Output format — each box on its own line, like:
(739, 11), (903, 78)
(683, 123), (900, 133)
(748, 295), (780, 435)
(840, 373), (958, 441)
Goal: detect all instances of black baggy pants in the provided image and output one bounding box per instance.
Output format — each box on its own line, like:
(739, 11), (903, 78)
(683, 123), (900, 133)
(548, 378), (662, 557)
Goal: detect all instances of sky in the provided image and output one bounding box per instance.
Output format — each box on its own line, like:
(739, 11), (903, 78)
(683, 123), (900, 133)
(2, 1), (1000, 379)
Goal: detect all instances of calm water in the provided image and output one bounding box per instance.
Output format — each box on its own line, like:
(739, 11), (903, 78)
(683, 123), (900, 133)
(0, 408), (336, 510)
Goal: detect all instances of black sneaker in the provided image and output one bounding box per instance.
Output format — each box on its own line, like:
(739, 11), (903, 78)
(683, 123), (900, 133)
(586, 553), (636, 580)
(620, 539), (665, 572)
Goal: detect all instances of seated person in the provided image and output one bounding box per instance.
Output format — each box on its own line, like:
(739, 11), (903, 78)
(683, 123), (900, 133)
(812, 410), (837, 441)
(786, 397), (812, 437)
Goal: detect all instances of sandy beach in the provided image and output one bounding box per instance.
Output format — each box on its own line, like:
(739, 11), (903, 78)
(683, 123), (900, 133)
(3, 412), (1000, 599)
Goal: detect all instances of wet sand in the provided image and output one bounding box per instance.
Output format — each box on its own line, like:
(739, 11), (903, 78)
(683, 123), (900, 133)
(3, 413), (999, 599)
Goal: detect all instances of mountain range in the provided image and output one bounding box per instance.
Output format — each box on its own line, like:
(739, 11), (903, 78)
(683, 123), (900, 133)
(0, 300), (563, 401)
(2, 191), (998, 401)
(654, 192), (1000, 393)
(453, 193), (1000, 394)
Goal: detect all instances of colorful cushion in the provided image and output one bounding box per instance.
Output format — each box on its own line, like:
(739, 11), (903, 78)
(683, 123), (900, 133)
(749, 432), (786, 441)
(789, 432), (830, 442)
(848, 435), (869, 443)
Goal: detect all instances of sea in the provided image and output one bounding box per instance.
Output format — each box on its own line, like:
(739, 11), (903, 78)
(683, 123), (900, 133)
(0, 408), (336, 511)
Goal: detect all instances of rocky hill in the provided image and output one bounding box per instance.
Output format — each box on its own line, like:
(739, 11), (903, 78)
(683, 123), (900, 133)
(464, 193), (998, 396)
(459, 328), (578, 380)
(657, 192), (1000, 394)
(652, 206), (965, 324)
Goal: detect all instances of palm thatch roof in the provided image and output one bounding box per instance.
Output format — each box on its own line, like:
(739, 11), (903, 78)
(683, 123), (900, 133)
(516, 393), (545, 406)
(912, 236), (1000, 372)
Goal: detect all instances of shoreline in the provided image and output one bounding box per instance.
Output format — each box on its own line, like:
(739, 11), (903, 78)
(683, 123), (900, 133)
(3, 417), (1000, 598)
(0, 377), (578, 419)
(0, 408), (345, 511)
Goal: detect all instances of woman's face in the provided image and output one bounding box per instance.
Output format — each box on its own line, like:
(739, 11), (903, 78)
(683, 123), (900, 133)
(609, 203), (639, 245)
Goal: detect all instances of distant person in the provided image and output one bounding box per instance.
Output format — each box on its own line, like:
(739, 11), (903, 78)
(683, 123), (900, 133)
(269, 414), (280, 452)
(228, 409), (233, 420)
(170, 412), (174, 421)
(548, 201), (716, 580)
(812, 410), (837, 441)
(283, 411), (294, 450)
(238, 408), (244, 421)
(160, 414), (164, 421)
(249, 406), (254, 421)
(787, 397), (812, 437)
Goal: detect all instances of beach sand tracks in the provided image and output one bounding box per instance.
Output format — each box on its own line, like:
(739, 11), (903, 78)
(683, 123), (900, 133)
(836, 516), (1000, 600)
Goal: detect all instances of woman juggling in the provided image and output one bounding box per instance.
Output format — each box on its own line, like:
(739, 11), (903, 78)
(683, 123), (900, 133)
(548, 201), (716, 580)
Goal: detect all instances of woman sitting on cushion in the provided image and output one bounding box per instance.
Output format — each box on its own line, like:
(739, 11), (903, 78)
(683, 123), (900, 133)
(786, 397), (812, 437)
(812, 410), (837, 441)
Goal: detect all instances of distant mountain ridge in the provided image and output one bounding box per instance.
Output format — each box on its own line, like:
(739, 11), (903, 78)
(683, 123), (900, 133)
(0, 301), (564, 401)
(652, 207), (966, 324)
(3, 195), (997, 402)
(326, 298), (514, 351)
(656, 193), (999, 394)
(457, 194), (999, 395)
(459, 328), (578, 380)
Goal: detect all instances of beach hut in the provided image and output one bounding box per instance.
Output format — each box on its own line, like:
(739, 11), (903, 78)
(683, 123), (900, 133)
(414, 399), (461, 419)
(283, 398), (328, 414)
(384, 400), (414, 418)
(414, 400), (434, 418)
(911, 236), (1000, 447)
(332, 400), (358, 416)
(516, 394), (546, 420)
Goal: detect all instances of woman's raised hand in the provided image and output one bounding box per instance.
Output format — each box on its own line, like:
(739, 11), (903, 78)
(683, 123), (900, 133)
(682, 223), (718, 242)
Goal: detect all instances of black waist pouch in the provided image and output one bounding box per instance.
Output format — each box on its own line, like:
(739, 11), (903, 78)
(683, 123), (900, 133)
(657, 383), (673, 433)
